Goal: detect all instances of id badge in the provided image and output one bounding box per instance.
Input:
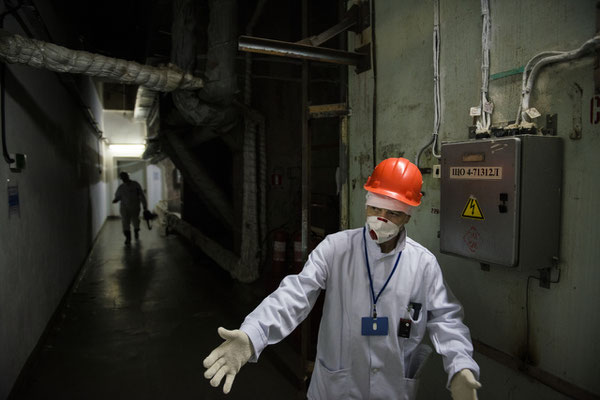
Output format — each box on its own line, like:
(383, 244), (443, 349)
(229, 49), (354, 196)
(361, 317), (389, 336)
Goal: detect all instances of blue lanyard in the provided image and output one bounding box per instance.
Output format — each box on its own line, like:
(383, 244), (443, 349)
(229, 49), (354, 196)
(362, 227), (402, 318)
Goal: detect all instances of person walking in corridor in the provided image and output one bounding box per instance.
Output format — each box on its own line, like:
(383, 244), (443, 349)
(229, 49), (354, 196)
(113, 171), (148, 245)
(203, 158), (481, 400)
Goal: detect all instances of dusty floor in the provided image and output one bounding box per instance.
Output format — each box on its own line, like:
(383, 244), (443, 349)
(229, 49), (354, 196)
(9, 219), (302, 399)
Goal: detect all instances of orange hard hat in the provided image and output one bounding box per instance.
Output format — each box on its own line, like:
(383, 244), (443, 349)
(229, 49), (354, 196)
(363, 158), (423, 206)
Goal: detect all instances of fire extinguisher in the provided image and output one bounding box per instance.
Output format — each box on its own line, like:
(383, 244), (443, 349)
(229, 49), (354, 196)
(268, 230), (288, 292)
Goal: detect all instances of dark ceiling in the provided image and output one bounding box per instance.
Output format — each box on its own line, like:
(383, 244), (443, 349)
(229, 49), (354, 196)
(48, 0), (278, 65)
(49, 0), (170, 64)
(40, 0), (337, 110)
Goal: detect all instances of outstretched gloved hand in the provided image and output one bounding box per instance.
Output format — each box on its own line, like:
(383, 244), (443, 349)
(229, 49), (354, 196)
(450, 369), (482, 400)
(203, 327), (254, 394)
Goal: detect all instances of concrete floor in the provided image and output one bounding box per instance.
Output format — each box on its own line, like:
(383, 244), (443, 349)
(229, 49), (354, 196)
(9, 219), (302, 400)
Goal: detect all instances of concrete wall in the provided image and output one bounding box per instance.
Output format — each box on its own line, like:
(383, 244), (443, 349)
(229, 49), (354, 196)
(0, 8), (107, 399)
(348, 0), (599, 398)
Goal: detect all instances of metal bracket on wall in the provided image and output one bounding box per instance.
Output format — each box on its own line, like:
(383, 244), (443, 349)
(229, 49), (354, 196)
(354, 43), (371, 74)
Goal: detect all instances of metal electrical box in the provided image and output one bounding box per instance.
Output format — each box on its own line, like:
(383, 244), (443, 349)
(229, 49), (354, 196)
(440, 135), (562, 269)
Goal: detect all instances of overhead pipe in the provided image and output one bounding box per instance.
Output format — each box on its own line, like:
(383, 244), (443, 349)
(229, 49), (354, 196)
(0, 29), (203, 92)
(239, 35), (366, 66)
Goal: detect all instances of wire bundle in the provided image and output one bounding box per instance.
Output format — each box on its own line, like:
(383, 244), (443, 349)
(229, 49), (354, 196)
(431, 0), (441, 158)
(516, 36), (600, 126)
(416, 0), (442, 167)
(475, 0), (492, 134)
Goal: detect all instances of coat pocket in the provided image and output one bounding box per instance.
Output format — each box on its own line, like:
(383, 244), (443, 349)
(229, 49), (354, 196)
(400, 377), (420, 400)
(405, 343), (432, 379)
(396, 343), (431, 400)
(307, 359), (349, 400)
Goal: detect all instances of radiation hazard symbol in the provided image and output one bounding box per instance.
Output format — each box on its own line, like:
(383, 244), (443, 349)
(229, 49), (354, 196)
(461, 197), (484, 220)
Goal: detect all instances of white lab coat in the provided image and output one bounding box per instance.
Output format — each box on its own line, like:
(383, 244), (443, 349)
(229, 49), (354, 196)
(240, 226), (479, 400)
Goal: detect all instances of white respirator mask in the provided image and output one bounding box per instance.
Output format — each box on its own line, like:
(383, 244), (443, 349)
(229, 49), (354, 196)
(366, 216), (400, 244)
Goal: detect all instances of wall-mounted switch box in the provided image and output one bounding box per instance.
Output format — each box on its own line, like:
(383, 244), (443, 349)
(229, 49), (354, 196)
(432, 164), (441, 178)
(440, 135), (562, 270)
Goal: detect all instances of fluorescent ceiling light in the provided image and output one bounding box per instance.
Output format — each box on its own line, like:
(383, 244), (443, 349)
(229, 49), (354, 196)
(108, 144), (146, 157)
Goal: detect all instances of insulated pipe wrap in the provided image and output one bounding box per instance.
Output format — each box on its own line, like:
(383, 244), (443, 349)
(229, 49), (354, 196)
(171, 0), (238, 127)
(233, 118), (259, 283)
(0, 29), (203, 91)
(204, 0), (238, 104)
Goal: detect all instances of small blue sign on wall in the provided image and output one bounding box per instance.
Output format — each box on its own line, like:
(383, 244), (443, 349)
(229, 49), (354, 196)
(8, 184), (19, 217)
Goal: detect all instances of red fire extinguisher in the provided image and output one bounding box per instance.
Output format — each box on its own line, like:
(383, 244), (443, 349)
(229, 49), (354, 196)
(268, 230), (288, 292)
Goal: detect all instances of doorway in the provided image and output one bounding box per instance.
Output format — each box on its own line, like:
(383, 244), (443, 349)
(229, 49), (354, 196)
(117, 159), (147, 191)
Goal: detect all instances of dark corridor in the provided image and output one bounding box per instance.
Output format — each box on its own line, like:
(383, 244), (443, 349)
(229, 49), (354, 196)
(9, 219), (300, 400)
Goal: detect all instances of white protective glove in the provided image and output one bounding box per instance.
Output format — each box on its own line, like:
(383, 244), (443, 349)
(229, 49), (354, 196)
(203, 327), (254, 394)
(450, 369), (482, 400)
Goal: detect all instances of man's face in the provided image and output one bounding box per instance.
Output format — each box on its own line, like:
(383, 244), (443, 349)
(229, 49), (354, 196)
(366, 205), (411, 227)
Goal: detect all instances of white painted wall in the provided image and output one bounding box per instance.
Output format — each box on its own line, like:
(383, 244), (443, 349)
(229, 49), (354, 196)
(0, 3), (110, 396)
(348, 0), (599, 398)
(103, 110), (146, 144)
(146, 163), (163, 212)
(0, 30), (107, 400)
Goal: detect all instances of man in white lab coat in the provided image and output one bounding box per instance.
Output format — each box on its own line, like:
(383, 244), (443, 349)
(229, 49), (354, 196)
(112, 171), (148, 245)
(203, 158), (481, 399)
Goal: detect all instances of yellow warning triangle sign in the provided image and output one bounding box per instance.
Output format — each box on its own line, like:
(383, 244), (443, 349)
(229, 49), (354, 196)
(461, 197), (484, 220)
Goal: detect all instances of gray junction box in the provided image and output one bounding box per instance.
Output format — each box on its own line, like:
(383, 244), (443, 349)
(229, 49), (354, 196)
(440, 135), (563, 269)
